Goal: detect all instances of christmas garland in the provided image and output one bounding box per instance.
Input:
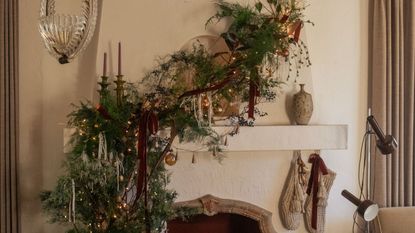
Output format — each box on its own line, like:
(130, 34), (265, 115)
(40, 1), (311, 233)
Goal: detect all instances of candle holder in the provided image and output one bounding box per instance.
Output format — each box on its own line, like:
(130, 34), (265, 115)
(98, 76), (110, 101)
(114, 75), (126, 106)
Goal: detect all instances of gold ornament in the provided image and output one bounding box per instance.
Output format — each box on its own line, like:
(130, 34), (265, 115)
(164, 151), (177, 166)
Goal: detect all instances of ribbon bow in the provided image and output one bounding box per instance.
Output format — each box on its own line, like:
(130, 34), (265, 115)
(306, 153), (328, 230)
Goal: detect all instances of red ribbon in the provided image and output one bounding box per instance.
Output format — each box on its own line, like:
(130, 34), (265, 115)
(306, 153), (328, 230)
(248, 80), (259, 119)
(280, 14), (289, 23)
(293, 21), (302, 43)
(137, 110), (158, 233)
(137, 111), (158, 195)
(96, 104), (112, 120)
(178, 72), (236, 99)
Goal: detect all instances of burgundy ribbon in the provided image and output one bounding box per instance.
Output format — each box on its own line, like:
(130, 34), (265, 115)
(280, 14), (289, 23)
(306, 153), (328, 230)
(137, 110), (158, 233)
(137, 111), (158, 195)
(293, 21), (302, 43)
(178, 73), (236, 99)
(248, 80), (259, 119)
(96, 104), (112, 120)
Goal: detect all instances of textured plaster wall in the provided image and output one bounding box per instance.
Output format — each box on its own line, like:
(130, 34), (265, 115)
(19, 0), (368, 232)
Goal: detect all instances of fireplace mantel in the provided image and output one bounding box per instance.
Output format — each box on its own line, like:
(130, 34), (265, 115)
(63, 125), (347, 153)
(173, 124), (348, 152)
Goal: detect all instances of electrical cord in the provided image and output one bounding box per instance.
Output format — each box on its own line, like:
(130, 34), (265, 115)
(353, 120), (374, 232)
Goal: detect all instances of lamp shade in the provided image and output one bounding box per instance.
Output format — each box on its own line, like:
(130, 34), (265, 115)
(367, 115), (398, 155)
(341, 190), (379, 221)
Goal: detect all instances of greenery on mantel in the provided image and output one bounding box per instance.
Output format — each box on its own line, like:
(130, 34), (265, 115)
(40, 1), (311, 232)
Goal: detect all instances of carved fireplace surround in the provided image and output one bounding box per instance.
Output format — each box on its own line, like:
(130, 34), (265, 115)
(168, 195), (278, 233)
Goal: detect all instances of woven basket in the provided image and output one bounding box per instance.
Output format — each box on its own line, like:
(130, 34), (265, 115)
(279, 152), (309, 230)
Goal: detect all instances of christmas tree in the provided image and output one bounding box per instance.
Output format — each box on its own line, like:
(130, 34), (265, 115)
(40, 1), (310, 232)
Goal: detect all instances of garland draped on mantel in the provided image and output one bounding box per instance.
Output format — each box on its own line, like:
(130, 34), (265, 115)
(40, 1), (312, 232)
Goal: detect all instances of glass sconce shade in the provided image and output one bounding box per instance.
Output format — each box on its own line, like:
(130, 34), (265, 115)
(38, 0), (98, 64)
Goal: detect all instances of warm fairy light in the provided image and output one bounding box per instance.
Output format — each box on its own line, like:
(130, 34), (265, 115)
(94, 124), (99, 128)
(127, 121), (132, 125)
(127, 148), (132, 152)
(203, 97), (210, 107)
(92, 136), (97, 141)
(83, 119), (87, 123)
(217, 107), (223, 113)
(113, 214), (117, 219)
(125, 130), (129, 133)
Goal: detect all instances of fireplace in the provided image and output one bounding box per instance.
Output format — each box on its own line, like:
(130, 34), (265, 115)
(167, 195), (277, 233)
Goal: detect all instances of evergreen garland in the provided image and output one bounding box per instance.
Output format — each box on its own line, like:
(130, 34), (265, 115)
(40, 1), (311, 232)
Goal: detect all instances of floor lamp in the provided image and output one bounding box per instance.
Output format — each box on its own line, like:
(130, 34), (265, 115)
(342, 111), (397, 232)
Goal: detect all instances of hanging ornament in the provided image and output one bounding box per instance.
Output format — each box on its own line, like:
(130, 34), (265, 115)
(164, 150), (177, 166)
(115, 156), (124, 191)
(81, 150), (89, 163)
(98, 132), (108, 160)
(68, 179), (76, 223)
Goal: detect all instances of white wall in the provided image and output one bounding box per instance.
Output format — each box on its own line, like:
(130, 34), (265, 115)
(19, 0), (368, 232)
(19, 1), (100, 232)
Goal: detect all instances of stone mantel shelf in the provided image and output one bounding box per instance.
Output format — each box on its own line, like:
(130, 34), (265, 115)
(63, 125), (348, 153)
(173, 125), (348, 152)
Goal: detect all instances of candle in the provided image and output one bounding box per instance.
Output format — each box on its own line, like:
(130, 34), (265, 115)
(103, 53), (107, 76)
(118, 42), (122, 76)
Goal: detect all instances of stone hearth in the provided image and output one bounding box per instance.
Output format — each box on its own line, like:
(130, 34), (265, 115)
(168, 195), (277, 233)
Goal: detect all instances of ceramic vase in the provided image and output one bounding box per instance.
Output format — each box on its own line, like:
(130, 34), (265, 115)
(293, 84), (313, 125)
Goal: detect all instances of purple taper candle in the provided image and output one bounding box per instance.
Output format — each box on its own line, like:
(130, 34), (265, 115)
(118, 42), (122, 76)
(103, 52), (107, 76)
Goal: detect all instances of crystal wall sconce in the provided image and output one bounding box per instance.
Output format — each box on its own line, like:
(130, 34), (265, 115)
(38, 0), (98, 64)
